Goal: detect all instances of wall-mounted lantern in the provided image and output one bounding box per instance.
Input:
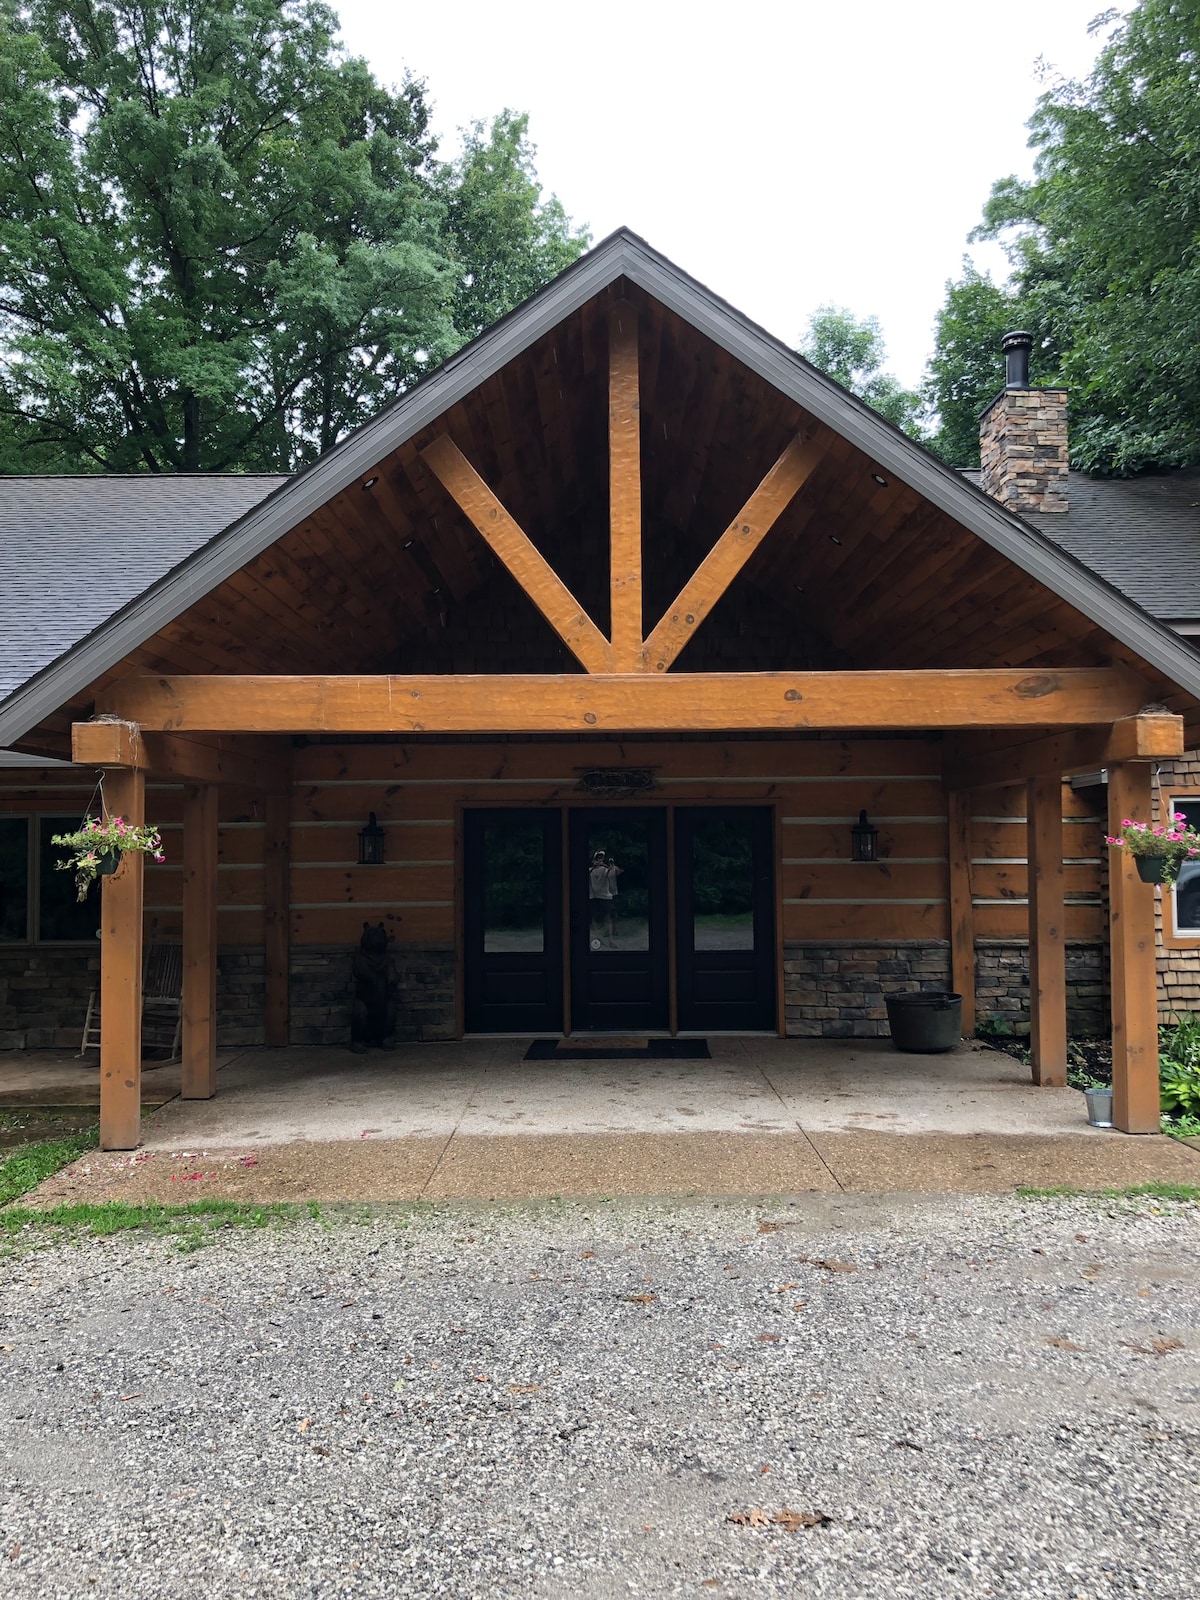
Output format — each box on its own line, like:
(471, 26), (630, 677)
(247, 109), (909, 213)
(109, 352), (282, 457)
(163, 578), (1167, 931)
(851, 808), (879, 863)
(358, 812), (386, 865)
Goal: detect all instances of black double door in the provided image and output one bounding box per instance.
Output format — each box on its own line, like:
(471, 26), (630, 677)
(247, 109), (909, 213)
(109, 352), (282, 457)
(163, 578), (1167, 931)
(464, 806), (775, 1035)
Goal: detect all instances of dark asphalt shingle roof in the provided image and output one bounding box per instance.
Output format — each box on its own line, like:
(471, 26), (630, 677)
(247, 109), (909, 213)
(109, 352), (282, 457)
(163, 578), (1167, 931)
(964, 467), (1200, 622)
(0, 474), (287, 702)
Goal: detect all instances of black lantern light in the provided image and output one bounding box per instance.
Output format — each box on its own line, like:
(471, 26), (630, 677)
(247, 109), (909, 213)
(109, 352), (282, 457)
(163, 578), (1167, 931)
(851, 808), (879, 863)
(358, 812), (386, 866)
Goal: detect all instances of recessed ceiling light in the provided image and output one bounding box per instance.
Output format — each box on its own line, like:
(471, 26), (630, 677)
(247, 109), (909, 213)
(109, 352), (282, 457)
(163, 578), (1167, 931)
(361, 476), (378, 490)
(829, 535), (843, 546)
(403, 538), (415, 549)
(872, 473), (889, 487)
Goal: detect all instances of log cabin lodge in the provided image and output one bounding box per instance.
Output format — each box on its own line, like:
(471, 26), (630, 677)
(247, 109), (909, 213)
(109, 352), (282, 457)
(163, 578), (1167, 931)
(3, 230), (1200, 1148)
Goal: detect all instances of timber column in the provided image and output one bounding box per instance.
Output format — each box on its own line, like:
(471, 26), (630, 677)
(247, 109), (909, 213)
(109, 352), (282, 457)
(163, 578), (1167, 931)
(182, 783), (219, 1098)
(1027, 774), (1067, 1085)
(99, 766), (146, 1150)
(1106, 762), (1159, 1132)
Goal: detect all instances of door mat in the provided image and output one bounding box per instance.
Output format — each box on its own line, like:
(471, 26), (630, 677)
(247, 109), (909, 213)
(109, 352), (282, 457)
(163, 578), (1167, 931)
(524, 1038), (711, 1061)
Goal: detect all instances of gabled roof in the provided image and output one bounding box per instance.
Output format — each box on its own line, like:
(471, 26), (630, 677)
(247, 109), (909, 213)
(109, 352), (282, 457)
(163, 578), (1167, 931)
(0, 474), (286, 702)
(2, 227), (1200, 747)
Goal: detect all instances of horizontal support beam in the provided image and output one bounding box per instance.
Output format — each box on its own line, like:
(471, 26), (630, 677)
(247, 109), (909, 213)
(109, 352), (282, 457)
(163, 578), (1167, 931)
(944, 712), (1183, 791)
(110, 669), (1147, 736)
(72, 720), (290, 790)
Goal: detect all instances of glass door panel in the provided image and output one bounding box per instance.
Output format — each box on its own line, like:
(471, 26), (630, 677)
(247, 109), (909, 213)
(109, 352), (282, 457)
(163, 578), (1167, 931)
(464, 809), (562, 1033)
(570, 809), (668, 1033)
(676, 807), (775, 1032)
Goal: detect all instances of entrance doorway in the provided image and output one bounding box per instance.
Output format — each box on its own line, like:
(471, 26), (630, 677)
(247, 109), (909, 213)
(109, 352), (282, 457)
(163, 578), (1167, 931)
(463, 805), (776, 1035)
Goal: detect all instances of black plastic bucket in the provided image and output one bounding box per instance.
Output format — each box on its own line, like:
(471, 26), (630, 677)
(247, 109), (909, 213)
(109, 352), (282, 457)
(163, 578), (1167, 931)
(885, 991), (963, 1053)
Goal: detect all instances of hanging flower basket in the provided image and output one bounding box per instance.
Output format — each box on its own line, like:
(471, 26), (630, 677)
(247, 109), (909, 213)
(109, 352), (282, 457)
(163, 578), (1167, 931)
(1106, 814), (1200, 887)
(52, 815), (165, 901)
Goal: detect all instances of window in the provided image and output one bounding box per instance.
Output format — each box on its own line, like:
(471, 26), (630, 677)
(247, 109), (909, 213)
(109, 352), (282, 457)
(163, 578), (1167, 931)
(0, 818), (29, 941)
(0, 814), (100, 944)
(1167, 795), (1200, 943)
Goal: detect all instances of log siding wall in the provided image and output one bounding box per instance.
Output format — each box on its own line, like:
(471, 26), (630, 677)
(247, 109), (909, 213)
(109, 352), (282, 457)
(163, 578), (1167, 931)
(0, 739), (1115, 1045)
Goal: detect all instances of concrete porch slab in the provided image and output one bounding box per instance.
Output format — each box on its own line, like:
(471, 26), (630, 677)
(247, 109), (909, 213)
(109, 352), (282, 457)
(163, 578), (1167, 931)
(14, 1036), (1199, 1205)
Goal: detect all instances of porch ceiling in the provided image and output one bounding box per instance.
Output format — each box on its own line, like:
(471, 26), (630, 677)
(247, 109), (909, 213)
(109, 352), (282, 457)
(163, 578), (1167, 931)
(14, 272), (1192, 757)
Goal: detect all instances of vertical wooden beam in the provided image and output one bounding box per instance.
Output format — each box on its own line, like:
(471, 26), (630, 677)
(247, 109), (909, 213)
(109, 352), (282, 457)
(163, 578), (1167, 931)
(1107, 763), (1160, 1132)
(608, 301), (642, 670)
(1027, 774), (1067, 1085)
(99, 767), (145, 1151)
(182, 783), (219, 1099)
(946, 789), (975, 1035)
(263, 788), (290, 1047)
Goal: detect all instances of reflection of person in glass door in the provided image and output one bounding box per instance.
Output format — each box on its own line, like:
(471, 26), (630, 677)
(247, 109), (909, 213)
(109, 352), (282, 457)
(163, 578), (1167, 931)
(588, 849), (622, 946)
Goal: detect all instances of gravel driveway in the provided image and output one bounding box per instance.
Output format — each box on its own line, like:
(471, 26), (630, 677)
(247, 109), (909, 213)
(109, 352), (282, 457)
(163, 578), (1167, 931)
(1, 1193), (1198, 1599)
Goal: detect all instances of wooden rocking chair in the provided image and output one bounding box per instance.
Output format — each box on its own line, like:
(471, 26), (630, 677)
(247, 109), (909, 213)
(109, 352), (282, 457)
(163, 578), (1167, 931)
(79, 933), (184, 1063)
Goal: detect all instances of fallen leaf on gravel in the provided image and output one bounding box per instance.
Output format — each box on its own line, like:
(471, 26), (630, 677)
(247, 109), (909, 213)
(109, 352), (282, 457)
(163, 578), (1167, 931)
(772, 1283), (798, 1294)
(312, 1446), (331, 1457)
(391, 1381), (405, 1393)
(472, 1375), (491, 1383)
(1075, 1234), (1088, 1243)
(626, 1294), (657, 1304)
(757, 1334), (781, 1344)
(580, 1251), (595, 1259)
(793, 1303), (808, 1311)
(701, 1582), (721, 1589)
(1044, 1337), (1085, 1352)
(1144, 1430), (1172, 1442)
(0, 1345), (12, 1353)
(893, 1439), (923, 1451)
(1081, 1265), (1101, 1280)
(757, 1222), (783, 1234)
(118, 1393), (142, 1401)
(8, 1543), (21, 1560)
(507, 1384), (541, 1394)
(773, 1509), (832, 1532)
(812, 1259), (856, 1273)
(297, 1418), (311, 1433)
(726, 1509), (771, 1528)
(1122, 1338), (1183, 1356)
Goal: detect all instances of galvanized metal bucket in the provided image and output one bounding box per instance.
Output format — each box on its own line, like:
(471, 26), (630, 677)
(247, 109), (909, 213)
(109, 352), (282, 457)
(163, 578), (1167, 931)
(1085, 1087), (1114, 1128)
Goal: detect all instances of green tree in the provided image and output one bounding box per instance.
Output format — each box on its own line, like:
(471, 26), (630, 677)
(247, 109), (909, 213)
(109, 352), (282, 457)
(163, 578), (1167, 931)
(798, 305), (925, 438)
(0, 0), (587, 473)
(923, 262), (1060, 467)
(932, 0), (1200, 476)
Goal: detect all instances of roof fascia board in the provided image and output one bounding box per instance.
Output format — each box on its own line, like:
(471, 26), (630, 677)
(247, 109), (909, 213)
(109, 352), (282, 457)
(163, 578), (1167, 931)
(619, 241), (1200, 703)
(0, 237), (642, 746)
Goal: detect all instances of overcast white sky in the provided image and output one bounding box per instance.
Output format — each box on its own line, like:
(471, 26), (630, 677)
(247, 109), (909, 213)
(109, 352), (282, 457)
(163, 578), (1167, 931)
(335, 1), (1114, 388)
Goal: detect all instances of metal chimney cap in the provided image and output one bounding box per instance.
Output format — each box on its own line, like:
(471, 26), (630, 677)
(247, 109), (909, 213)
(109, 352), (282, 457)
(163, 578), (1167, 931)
(1001, 330), (1034, 351)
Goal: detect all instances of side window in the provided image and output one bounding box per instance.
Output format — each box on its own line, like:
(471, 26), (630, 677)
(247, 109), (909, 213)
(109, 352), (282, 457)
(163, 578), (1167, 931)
(1169, 796), (1200, 938)
(0, 817), (29, 941)
(38, 816), (100, 942)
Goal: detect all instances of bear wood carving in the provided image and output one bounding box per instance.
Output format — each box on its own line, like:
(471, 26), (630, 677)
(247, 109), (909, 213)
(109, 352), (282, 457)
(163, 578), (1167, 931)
(350, 922), (396, 1052)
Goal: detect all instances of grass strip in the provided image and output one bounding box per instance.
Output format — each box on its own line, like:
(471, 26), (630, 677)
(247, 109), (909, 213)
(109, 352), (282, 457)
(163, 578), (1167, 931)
(0, 1197), (319, 1249)
(0, 1127), (98, 1207)
(1017, 1180), (1200, 1201)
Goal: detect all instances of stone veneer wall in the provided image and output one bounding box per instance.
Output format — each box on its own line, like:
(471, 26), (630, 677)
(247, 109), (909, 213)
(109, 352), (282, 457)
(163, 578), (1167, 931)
(0, 942), (455, 1051)
(783, 940), (1109, 1039)
(978, 386), (1070, 513)
(290, 945), (456, 1046)
(0, 946), (98, 1050)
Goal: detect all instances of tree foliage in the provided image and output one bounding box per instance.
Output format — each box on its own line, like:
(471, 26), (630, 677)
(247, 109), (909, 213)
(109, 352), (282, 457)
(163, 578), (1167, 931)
(926, 0), (1200, 475)
(0, 0), (588, 473)
(798, 305), (924, 438)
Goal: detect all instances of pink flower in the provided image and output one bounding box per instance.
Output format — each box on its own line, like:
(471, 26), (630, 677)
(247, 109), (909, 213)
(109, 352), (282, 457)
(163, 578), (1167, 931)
(153, 852), (165, 863)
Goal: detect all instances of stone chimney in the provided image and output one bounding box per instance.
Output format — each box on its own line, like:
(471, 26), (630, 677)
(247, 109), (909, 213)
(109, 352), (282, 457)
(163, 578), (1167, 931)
(978, 331), (1069, 514)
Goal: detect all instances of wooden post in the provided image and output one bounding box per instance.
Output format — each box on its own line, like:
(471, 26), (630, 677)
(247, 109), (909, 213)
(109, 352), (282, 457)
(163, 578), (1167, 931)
(1027, 774), (1067, 1085)
(99, 766), (145, 1151)
(608, 301), (642, 670)
(946, 789), (975, 1036)
(263, 789), (290, 1047)
(182, 783), (218, 1099)
(1107, 762), (1160, 1132)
